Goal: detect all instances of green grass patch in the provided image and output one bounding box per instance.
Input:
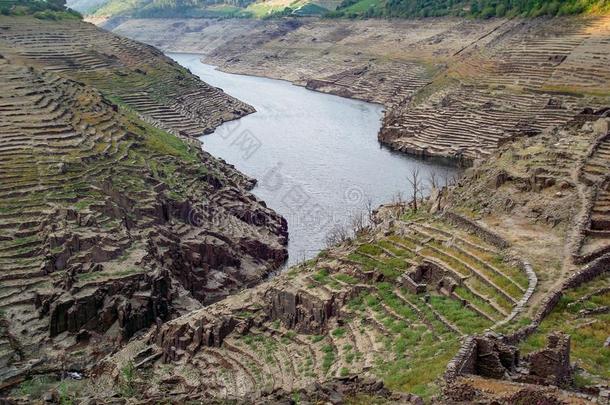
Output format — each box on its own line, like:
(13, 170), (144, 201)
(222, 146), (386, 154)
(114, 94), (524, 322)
(334, 273), (358, 284)
(521, 277), (610, 380)
(428, 295), (492, 334)
(321, 344), (336, 374)
(332, 327), (346, 338)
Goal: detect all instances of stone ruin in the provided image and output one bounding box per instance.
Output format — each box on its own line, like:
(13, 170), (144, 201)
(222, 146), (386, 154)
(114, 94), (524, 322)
(398, 260), (458, 296)
(446, 332), (573, 387)
(525, 333), (573, 387)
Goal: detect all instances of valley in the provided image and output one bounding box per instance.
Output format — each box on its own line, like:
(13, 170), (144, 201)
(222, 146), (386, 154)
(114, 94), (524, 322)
(0, 14), (288, 394)
(110, 16), (610, 162)
(169, 53), (456, 266)
(0, 1), (608, 403)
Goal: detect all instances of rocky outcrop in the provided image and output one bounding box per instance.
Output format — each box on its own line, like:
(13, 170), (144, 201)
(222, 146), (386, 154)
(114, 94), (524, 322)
(148, 280), (355, 363)
(153, 309), (245, 362)
(47, 271), (170, 341)
(0, 15), (288, 390)
(264, 286), (343, 334)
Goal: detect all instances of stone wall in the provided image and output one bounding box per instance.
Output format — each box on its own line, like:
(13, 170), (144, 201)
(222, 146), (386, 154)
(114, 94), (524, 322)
(442, 212), (509, 249)
(445, 336), (477, 382)
(445, 335), (520, 382)
(505, 253), (610, 345)
(445, 333), (572, 387)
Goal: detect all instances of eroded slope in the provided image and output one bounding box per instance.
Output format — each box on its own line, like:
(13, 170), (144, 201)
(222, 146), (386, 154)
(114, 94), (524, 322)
(0, 16), (287, 391)
(110, 16), (610, 161)
(85, 111), (609, 403)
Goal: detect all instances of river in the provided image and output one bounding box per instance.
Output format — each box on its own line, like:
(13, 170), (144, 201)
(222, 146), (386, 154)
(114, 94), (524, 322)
(168, 53), (456, 266)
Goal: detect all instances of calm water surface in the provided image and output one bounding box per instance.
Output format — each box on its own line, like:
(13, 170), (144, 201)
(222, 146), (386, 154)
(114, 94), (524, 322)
(169, 53), (455, 265)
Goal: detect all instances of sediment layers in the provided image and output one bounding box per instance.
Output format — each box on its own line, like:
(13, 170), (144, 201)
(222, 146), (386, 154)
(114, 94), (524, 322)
(109, 16), (610, 161)
(0, 16), (287, 390)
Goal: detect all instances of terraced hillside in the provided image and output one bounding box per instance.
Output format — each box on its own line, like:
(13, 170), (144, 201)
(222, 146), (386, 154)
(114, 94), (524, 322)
(0, 16), (287, 392)
(82, 210), (536, 401)
(78, 110), (610, 403)
(0, 17), (254, 138)
(110, 15), (610, 161)
(520, 269), (610, 386)
(1, 11), (608, 404)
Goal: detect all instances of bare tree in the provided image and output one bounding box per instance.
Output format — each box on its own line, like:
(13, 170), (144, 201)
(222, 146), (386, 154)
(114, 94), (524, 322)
(442, 168), (451, 188)
(325, 223), (350, 247)
(406, 167), (423, 212)
(393, 191), (404, 204)
(451, 168), (464, 186)
(427, 171), (439, 191)
(440, 168), (464, 188)
(350, 211), (366, 236)
(365, 196), (375, 224)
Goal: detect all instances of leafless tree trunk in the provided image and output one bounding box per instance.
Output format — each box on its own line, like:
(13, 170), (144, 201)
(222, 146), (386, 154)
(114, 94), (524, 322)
(428, 171), (438, 191)
(393, 191), (404, 205)
(365, 196), (375, 224)
(406, 167), (423, 212)
(325, 223), (349, 247)
(442, 168), (451, 188)
(350, 211), (366, 236)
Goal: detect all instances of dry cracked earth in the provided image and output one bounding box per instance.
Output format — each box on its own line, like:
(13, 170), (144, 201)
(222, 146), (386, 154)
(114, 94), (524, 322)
(0, 13), (608, 405)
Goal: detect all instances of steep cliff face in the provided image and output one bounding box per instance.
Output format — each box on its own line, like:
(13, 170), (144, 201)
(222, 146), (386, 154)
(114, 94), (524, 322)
(108, 16), (610, 162)
(0, 16), (287, 391)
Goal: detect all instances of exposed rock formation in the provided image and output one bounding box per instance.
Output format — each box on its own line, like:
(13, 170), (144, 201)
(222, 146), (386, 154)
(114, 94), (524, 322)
(74, 111), (610, 403)
(81, 207), (537, 401)
(0, 15), (287, 391)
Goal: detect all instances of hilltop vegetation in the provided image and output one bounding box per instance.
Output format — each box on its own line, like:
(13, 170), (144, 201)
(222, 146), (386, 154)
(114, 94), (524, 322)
(329, 0), (610, 18)
(0, 0), (81, 18)
(87, 0), (333, 18)
(77, 0), (608, 19)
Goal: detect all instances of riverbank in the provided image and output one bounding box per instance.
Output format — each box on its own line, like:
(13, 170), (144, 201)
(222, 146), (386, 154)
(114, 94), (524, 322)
(107, 15), (610, 163)
(169, 53), (457, 265)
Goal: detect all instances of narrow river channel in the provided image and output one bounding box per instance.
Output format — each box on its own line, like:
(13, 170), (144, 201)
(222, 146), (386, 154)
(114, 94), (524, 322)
(168, 53), (456, 265)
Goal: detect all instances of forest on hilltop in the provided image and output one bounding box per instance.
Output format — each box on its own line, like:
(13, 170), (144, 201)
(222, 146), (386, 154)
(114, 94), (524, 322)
(71, 0), (610, 19)
(330, 0), (610, 18)
(0, 0), (81, 18)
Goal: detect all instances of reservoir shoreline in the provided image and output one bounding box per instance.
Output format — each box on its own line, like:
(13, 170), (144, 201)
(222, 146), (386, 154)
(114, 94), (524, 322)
(168, 52), (457, 265)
